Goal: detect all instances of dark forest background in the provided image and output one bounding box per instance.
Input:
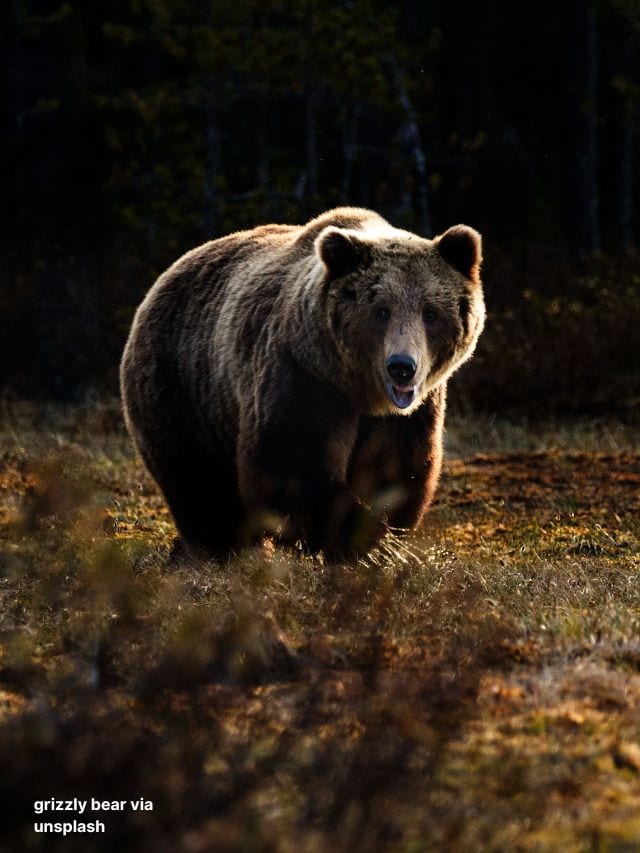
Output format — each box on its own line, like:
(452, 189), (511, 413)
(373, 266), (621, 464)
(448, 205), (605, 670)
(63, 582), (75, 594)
(1, 0), (639, 415)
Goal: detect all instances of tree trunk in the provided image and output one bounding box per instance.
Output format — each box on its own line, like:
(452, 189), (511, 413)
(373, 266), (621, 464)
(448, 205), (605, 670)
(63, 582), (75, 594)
(609, 6), (635, 256)
(614, 97), (635, 256)
(392, 59), (432, 237)
(305, 81), (319, 214)
(203, 72), (219, 237)
(568, 0), (600, 258)
(341, 104), (358, 204)
(257, 88), (272, 217)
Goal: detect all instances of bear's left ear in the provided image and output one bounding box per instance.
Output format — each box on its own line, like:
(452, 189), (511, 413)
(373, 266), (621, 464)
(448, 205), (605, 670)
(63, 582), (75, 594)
(315, 227), (370, 281)
(436, 225), (482, 283)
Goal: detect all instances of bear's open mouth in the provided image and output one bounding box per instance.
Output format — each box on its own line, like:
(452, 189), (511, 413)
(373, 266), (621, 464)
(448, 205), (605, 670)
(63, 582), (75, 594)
(387, 383), (417, 409)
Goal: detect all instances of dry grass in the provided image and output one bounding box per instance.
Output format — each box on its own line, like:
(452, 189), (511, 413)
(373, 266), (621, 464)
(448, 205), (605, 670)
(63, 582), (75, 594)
(1, 399), (639, 851)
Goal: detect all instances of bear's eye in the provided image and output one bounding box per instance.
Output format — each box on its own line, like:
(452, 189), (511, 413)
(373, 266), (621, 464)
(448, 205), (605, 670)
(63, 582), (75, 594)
(423, 308), (438, 325)
(375, 306), (391, 323)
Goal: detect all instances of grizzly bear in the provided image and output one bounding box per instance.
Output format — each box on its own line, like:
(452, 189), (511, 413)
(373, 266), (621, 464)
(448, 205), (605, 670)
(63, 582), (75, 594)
(120, 207), (485, 561)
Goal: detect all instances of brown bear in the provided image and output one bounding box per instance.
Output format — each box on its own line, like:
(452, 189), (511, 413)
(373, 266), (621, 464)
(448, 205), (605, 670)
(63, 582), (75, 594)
(120, 207), (485, 561)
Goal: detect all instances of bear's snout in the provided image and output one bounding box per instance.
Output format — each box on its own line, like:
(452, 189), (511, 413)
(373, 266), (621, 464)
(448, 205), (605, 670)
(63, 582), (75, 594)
(386, 354), (417, 385)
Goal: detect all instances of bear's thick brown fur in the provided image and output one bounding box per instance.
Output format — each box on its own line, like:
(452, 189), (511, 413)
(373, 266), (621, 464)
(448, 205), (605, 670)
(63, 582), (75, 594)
(120, 207), (485, 560)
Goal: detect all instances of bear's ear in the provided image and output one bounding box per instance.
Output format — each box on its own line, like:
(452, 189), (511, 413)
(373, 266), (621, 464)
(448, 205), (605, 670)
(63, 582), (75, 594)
(436, 225), (482, 282)
(315, 227), (370, 281)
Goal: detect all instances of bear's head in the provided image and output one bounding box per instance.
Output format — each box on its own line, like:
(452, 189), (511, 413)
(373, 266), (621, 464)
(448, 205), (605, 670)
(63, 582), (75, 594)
(315, 223), (485, 415)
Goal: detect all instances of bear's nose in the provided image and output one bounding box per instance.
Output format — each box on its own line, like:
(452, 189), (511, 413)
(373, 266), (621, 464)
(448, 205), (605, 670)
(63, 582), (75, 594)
(387, 354), (417, 385)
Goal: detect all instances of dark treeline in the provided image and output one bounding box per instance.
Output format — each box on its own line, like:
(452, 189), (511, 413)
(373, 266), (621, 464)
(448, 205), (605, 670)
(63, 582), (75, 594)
(1, 0), (639, 412)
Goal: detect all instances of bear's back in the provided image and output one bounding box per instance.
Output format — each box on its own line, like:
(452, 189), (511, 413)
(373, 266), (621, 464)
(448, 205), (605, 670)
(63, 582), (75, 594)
(291, 207), (388, 251)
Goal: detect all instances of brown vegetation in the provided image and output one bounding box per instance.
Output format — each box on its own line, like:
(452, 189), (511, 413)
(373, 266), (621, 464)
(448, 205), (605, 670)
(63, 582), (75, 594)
(1, 402), (639, 851)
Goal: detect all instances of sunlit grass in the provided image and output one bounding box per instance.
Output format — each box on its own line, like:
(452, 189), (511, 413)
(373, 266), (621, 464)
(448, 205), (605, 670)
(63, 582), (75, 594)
(1, 400), (639, 851)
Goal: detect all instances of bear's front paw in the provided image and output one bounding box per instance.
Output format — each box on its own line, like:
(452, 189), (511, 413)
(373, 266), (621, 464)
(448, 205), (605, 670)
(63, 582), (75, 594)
(325, 496), (388, 562)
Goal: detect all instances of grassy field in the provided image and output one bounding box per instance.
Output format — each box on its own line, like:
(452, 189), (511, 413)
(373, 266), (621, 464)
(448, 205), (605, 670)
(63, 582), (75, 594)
(1, 401), (639, 852)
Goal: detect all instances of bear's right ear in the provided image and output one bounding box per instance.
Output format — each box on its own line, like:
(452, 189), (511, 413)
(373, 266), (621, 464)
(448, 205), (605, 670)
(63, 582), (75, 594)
(436, 225), (482, 283)
(315, 227), (370, 281)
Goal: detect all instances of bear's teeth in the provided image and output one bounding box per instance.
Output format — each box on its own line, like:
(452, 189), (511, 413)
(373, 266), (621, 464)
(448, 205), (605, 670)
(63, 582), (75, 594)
(388, 384), (416, 409)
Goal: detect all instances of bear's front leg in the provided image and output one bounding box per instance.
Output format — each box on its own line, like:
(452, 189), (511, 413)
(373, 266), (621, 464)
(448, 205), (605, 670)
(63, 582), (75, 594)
(236, 359), (387, 560)
(347, 383), (446, 530)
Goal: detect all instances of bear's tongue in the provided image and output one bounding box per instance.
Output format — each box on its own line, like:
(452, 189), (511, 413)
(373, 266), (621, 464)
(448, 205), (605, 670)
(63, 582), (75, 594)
(388, 384), (416, 409)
